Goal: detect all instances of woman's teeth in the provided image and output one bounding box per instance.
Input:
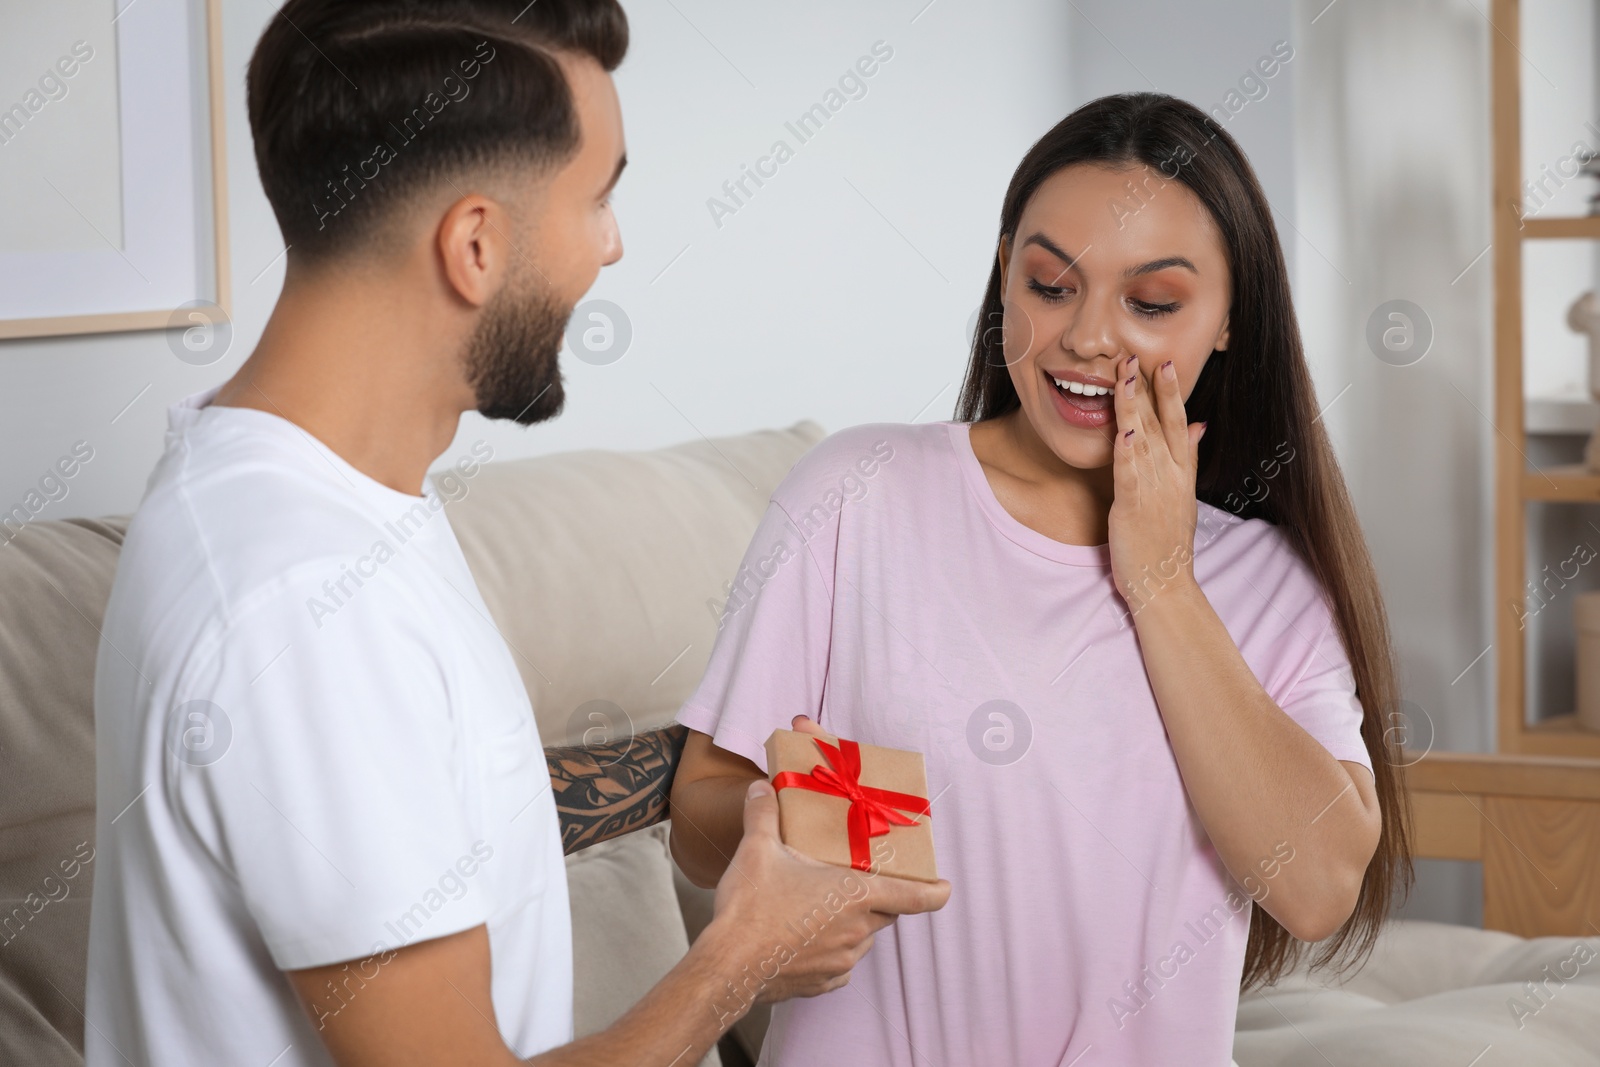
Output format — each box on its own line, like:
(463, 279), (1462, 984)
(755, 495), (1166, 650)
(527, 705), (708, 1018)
(1052, 376), (1112, 397)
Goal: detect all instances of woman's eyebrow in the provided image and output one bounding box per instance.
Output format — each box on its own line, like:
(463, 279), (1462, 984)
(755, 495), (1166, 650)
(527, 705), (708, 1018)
(1019, 231), (1199, 279)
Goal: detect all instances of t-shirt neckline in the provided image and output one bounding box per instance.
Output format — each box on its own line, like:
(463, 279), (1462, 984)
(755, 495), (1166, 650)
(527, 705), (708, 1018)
(944, 419), (1111, 567)
(171, 385), (442, 520)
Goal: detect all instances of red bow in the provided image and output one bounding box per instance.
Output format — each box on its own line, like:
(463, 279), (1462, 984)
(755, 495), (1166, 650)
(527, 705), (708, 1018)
(772, 737), (931, 872)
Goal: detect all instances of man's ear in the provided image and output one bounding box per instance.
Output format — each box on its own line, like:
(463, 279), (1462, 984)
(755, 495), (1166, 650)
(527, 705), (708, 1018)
(437, 194), (508, 309)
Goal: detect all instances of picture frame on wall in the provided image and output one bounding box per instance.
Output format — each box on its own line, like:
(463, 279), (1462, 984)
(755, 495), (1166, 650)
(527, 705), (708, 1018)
(0, 0), (229, 342)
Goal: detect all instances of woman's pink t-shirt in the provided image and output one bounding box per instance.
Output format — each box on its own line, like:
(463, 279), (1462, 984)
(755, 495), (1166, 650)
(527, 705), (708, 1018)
(676, 419), (1372, 1067)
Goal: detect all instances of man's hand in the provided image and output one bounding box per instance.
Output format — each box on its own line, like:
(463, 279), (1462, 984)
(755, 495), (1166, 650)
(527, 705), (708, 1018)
(288, 735), (950, 1065)
(700, 776), (952, 1005)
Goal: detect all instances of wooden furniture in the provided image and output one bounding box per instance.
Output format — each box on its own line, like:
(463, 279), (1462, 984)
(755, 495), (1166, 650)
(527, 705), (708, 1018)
(1406, 750), (1600, 938)
(1492, 0), (1600, 756)
(1427, 0), (1600, 945)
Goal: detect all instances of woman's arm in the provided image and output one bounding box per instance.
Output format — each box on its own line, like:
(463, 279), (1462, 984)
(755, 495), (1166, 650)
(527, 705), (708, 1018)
(668, 717), (831, 886)
(1131, 582), (1381, 941)
(1112, 355), (1381, 942)
(667, 729), (767, 887)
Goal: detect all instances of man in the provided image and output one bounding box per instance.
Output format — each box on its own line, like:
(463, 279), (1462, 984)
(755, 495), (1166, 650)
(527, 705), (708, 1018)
(83, 2), (949, 1064)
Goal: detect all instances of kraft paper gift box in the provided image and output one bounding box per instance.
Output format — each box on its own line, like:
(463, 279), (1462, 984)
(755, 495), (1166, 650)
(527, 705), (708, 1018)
(764, 727), (939, 883)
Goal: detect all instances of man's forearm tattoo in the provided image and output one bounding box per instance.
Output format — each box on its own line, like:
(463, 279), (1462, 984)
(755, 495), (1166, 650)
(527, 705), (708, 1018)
(546, 723), (689, 855)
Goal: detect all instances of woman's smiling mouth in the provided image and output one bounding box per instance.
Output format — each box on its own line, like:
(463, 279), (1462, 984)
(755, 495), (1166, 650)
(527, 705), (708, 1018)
(1043, 366), (1116, 429)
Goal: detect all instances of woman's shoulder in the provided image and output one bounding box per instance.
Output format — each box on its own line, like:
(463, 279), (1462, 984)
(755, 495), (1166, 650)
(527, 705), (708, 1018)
(769, 420), (953, 516)
(1193, 500), (1336, 624)
(1194, 499), (1290, 555)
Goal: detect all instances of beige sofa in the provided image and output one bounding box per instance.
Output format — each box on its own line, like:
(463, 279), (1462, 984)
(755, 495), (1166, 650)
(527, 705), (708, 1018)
(2, 419), (1597, 1066)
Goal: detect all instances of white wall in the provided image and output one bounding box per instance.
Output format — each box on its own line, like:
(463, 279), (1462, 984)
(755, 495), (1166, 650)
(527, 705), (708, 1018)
(0, 0), (1073, 524)
(1066, 0), (1298, 276)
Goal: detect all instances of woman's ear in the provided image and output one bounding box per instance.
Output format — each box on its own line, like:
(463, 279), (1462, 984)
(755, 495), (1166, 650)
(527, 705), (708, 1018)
(997, 234), (1010, 292)
(1215, 313), (1229, 352)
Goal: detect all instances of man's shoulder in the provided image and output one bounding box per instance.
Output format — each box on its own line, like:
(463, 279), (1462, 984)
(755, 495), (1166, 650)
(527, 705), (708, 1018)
(119, 422), (422, 632)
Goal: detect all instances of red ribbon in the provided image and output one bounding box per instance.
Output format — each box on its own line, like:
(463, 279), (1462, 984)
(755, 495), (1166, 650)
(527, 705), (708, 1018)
(772, 737), (931, 872)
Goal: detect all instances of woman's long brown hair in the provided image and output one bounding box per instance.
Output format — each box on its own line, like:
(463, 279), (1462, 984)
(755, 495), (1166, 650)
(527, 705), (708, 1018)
(955, 91), (1412, 991)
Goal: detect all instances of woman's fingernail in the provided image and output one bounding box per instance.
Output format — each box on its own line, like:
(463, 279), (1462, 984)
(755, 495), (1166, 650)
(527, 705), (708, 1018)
(1123, 428), (1135, 440)
(1124, 374), (1136, 397)
(1161, 360), (1175, 380)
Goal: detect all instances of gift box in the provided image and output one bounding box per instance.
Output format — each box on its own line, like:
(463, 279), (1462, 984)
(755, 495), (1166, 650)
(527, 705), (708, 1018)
(764, 727), (938, 883)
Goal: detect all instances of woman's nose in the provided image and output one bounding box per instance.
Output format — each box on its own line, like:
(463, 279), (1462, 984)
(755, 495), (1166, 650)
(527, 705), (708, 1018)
(1058, 293), (1119, 361)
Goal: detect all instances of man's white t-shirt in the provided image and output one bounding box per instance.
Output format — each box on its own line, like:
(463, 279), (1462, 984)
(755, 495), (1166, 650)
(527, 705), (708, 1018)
(85, 386), (572, 1065)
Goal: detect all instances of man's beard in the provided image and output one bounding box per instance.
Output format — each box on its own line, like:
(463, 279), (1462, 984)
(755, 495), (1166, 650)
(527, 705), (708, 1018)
(463, 272), (570, 426)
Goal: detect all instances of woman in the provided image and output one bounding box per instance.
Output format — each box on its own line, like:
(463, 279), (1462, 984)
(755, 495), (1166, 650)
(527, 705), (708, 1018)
(669, 91), (1410, 1067)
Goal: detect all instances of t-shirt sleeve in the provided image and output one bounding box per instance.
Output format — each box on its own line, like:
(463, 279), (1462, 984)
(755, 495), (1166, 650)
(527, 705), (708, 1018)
(676, 497), (837, 773)
(1272, 599), (1373, 776)
(172, 562), (487, 971)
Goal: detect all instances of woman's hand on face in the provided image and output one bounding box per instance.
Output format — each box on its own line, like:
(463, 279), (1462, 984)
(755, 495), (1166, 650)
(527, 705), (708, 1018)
(1108, 353), (1207, 615)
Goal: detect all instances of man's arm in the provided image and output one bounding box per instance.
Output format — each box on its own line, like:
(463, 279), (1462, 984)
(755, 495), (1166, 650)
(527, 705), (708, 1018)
(288, 917), (748, 1067)
(548, 723), (687, 854)
(287, 779), (953, 1066)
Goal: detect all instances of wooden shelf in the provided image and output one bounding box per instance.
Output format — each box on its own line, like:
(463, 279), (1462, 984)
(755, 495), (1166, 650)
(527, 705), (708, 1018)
(1521, 216), (1600, 240)
(1526, 395), (1599, 435)
(1406, 747), (1600, 799)
(1491, 0), (1600, 763)
(1517, 714), (1600, 759)
(1458, 2), (1600, 938)
(1522, 463), (1600, 501)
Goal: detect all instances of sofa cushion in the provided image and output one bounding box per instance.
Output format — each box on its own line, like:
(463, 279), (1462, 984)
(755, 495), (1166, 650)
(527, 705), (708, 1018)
(567, 823), (719, 1066)
(443, 421), (826, 745)
(1234, 919), (1600, 1066)
(0, 518), (128, 1066)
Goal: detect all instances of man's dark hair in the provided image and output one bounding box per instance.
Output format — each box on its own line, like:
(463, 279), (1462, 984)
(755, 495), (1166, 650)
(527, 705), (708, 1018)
(247, 0), (628, 262)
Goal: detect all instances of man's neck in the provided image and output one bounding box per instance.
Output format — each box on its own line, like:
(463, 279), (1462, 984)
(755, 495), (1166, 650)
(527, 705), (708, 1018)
(211, 269), (472, 497)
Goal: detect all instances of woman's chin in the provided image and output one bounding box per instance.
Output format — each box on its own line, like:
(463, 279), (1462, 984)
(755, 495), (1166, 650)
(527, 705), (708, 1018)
(1052, 439), (1114, 471)
(1024, 410), (1115, 471)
